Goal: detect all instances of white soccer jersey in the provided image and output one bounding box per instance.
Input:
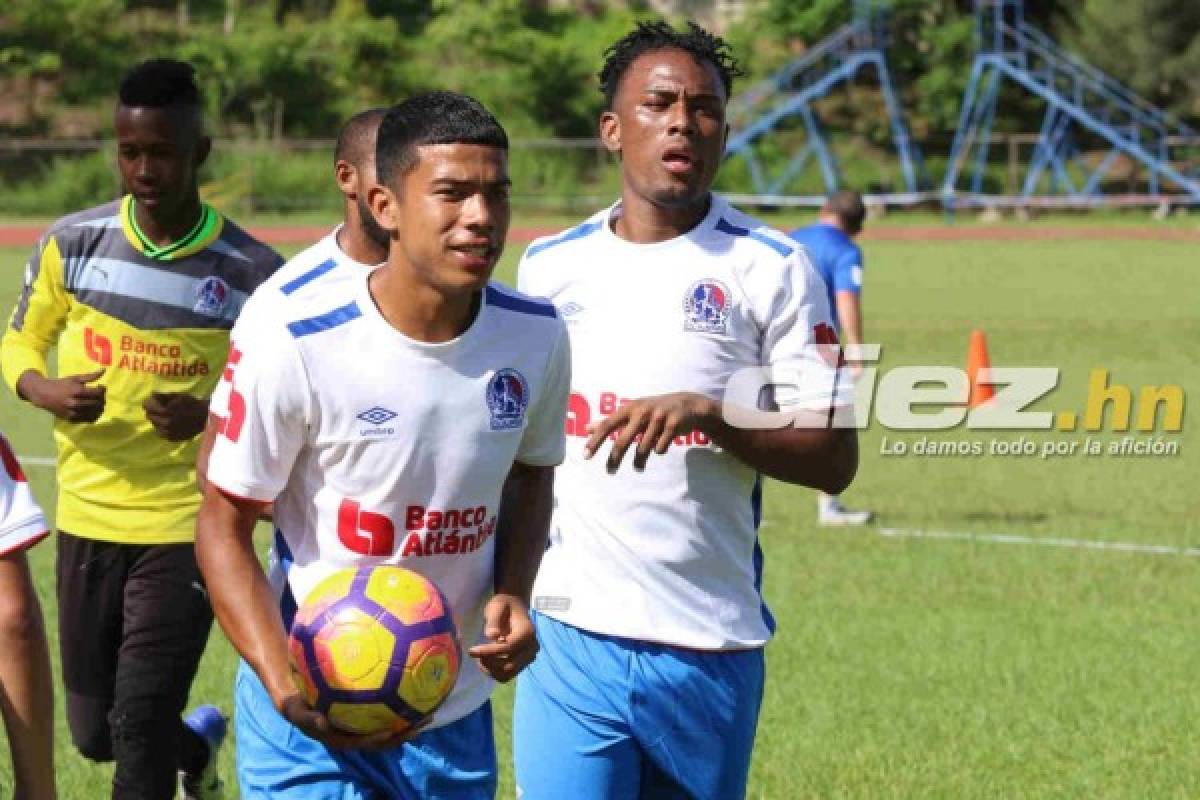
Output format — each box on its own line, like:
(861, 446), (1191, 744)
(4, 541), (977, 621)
(254, 225), (378, 305)
(211, 227), (378, 414)
(0, 434), (49, 556)
(518, 194), (849, 650)
(206, 273), (570, 729)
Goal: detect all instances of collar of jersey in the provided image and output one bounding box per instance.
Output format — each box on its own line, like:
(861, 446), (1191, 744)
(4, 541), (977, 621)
(354, 270), (488, 352)
(330, 224), (385, 270)
(121, 195), (224, 261)
(602, 193), (724, 250)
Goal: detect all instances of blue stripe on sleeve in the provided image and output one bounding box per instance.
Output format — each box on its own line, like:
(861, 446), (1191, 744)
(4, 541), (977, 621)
(485, 286), (558, 318)
(286, 301), (362, 337)
(715, 218), (794, 258)
(280, 258), (338, 295)
(524, 220), (603, 259)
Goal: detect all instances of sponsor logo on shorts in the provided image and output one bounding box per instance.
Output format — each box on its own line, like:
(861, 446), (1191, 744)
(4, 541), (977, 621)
(533, 596), (571, 612)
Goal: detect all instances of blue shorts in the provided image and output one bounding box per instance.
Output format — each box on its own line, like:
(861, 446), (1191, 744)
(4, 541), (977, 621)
(234, 661), (497, 800)
(513, 612), (765, 800)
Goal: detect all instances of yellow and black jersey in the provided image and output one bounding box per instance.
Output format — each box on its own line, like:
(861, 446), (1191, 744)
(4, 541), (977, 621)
(2, 195), (283, 544)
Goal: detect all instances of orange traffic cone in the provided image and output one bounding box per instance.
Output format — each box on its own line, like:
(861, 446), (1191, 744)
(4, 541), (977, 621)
(966, 329), (995, 408)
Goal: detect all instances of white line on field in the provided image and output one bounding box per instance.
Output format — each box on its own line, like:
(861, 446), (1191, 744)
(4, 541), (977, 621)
(17, 456), (55, 467)
(16, 452), (1197, 559)
(877, 527), (1200, 558)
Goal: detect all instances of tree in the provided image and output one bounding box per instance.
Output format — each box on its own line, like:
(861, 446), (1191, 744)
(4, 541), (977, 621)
(1065, 0), (1200, 123)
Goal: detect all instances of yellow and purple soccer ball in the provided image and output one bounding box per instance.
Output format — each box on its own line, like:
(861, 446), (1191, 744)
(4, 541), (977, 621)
(288, 565), (461, 735)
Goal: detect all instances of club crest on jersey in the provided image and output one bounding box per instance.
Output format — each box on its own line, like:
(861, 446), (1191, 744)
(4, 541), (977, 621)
(487, 368), (529, 430)
(194, 276), (231, 317)
(683, 279), (731, 334)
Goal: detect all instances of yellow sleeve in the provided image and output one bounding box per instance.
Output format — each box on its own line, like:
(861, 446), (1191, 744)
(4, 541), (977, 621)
(2, 235), (68, 394)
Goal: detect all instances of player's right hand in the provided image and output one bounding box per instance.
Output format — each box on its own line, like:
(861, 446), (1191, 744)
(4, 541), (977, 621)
(277, 693), (430, 752)
(19, 369), (106, 423)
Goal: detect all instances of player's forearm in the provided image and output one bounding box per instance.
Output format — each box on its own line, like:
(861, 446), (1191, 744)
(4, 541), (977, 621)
(493, 462), (554, 602)
(0, 554), (56, 800)
(9, 364), (49, 407)
(195, 490), (294, 707)
(707, 419), (858, 493)
(835, 292), (863, 347)
(195, 417), (219, 494)
(2, 335), (51, 400)
(13, 369), (48, 407)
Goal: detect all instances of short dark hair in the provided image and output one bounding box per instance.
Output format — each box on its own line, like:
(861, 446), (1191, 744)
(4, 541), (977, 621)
(118, 59), (202, 108)
(825, 189), (867, 235)
(335, 107), (387, 166)
(375, 91), (508, 186)
(598, 21), (743, 109)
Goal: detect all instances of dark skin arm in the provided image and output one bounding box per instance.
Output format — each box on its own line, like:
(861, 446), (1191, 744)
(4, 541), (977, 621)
(16, 369), (106, 424)
(466, 461), (554, 682)
(142, 391), (208, 441)
(584, 392), (858, 494)
(195, 486), (419, 750)
(195, 415), (219, 495)
(19, 367), (207, 441)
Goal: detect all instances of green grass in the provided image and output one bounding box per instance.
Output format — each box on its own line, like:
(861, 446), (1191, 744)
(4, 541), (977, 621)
(0, 223), (1196, 798)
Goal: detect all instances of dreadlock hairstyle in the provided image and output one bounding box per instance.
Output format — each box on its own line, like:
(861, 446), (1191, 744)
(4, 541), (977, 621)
(598, 21), (744, 109)
(118, 59), (202, 109)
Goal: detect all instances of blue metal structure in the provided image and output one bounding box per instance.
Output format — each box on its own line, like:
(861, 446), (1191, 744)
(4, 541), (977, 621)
(724, 0), (922, 199)
(943, 0), (1200, 206)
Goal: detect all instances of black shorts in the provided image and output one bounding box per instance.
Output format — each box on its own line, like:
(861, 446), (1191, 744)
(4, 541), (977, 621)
(56, 530), (214, 795)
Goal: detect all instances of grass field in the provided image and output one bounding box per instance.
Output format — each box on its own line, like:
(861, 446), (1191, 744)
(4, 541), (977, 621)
(0, 218), (1196, 798)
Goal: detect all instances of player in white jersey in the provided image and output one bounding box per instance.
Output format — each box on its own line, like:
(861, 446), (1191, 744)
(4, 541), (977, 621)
(253, 106), (389, 302)
(199, 108), (388, 490)
(0, 432), (56, 799)
(513, 22), (859, 800)
(196, 91), (570, 799)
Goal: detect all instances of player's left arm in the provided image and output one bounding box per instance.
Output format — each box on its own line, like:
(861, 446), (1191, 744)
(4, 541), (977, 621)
(585, 248), (858, 492)
(468, 323), (570, 682)
(468, 461), (554, 683)
(833, 246), (865, 374)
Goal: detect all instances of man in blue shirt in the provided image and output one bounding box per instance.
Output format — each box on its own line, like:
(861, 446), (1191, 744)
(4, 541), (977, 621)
(790, 190), (874, 526)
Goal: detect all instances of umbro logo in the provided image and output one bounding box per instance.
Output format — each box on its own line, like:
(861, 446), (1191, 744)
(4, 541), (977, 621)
(357, 406), (397, 425)
(559, 301), (584, 318)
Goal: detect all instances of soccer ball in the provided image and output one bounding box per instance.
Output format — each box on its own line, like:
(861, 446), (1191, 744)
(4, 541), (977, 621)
(288, 565), (461, 735)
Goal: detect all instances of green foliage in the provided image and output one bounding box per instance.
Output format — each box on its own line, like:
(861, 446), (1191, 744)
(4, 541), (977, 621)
(0, 0), (130, 106)
(1, 0), (1197, 206)
(1066, 0), (1200, 121)
(0, 152), (119, 215)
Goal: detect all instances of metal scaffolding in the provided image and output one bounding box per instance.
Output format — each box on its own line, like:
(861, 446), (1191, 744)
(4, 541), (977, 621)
(723, 0), (923, 200)
(942, 0), (1200, 207)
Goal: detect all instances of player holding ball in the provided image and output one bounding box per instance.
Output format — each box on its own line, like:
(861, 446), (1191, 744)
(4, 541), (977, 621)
(196, 91), (570, 799)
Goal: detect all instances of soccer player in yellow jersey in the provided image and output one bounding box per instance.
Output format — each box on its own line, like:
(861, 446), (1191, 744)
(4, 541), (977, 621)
(1, 59), (282, 800)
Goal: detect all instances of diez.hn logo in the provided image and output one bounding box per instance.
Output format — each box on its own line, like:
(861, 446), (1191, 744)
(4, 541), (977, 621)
(683, 279), (731, 334)
(487, 369), (529, 430)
